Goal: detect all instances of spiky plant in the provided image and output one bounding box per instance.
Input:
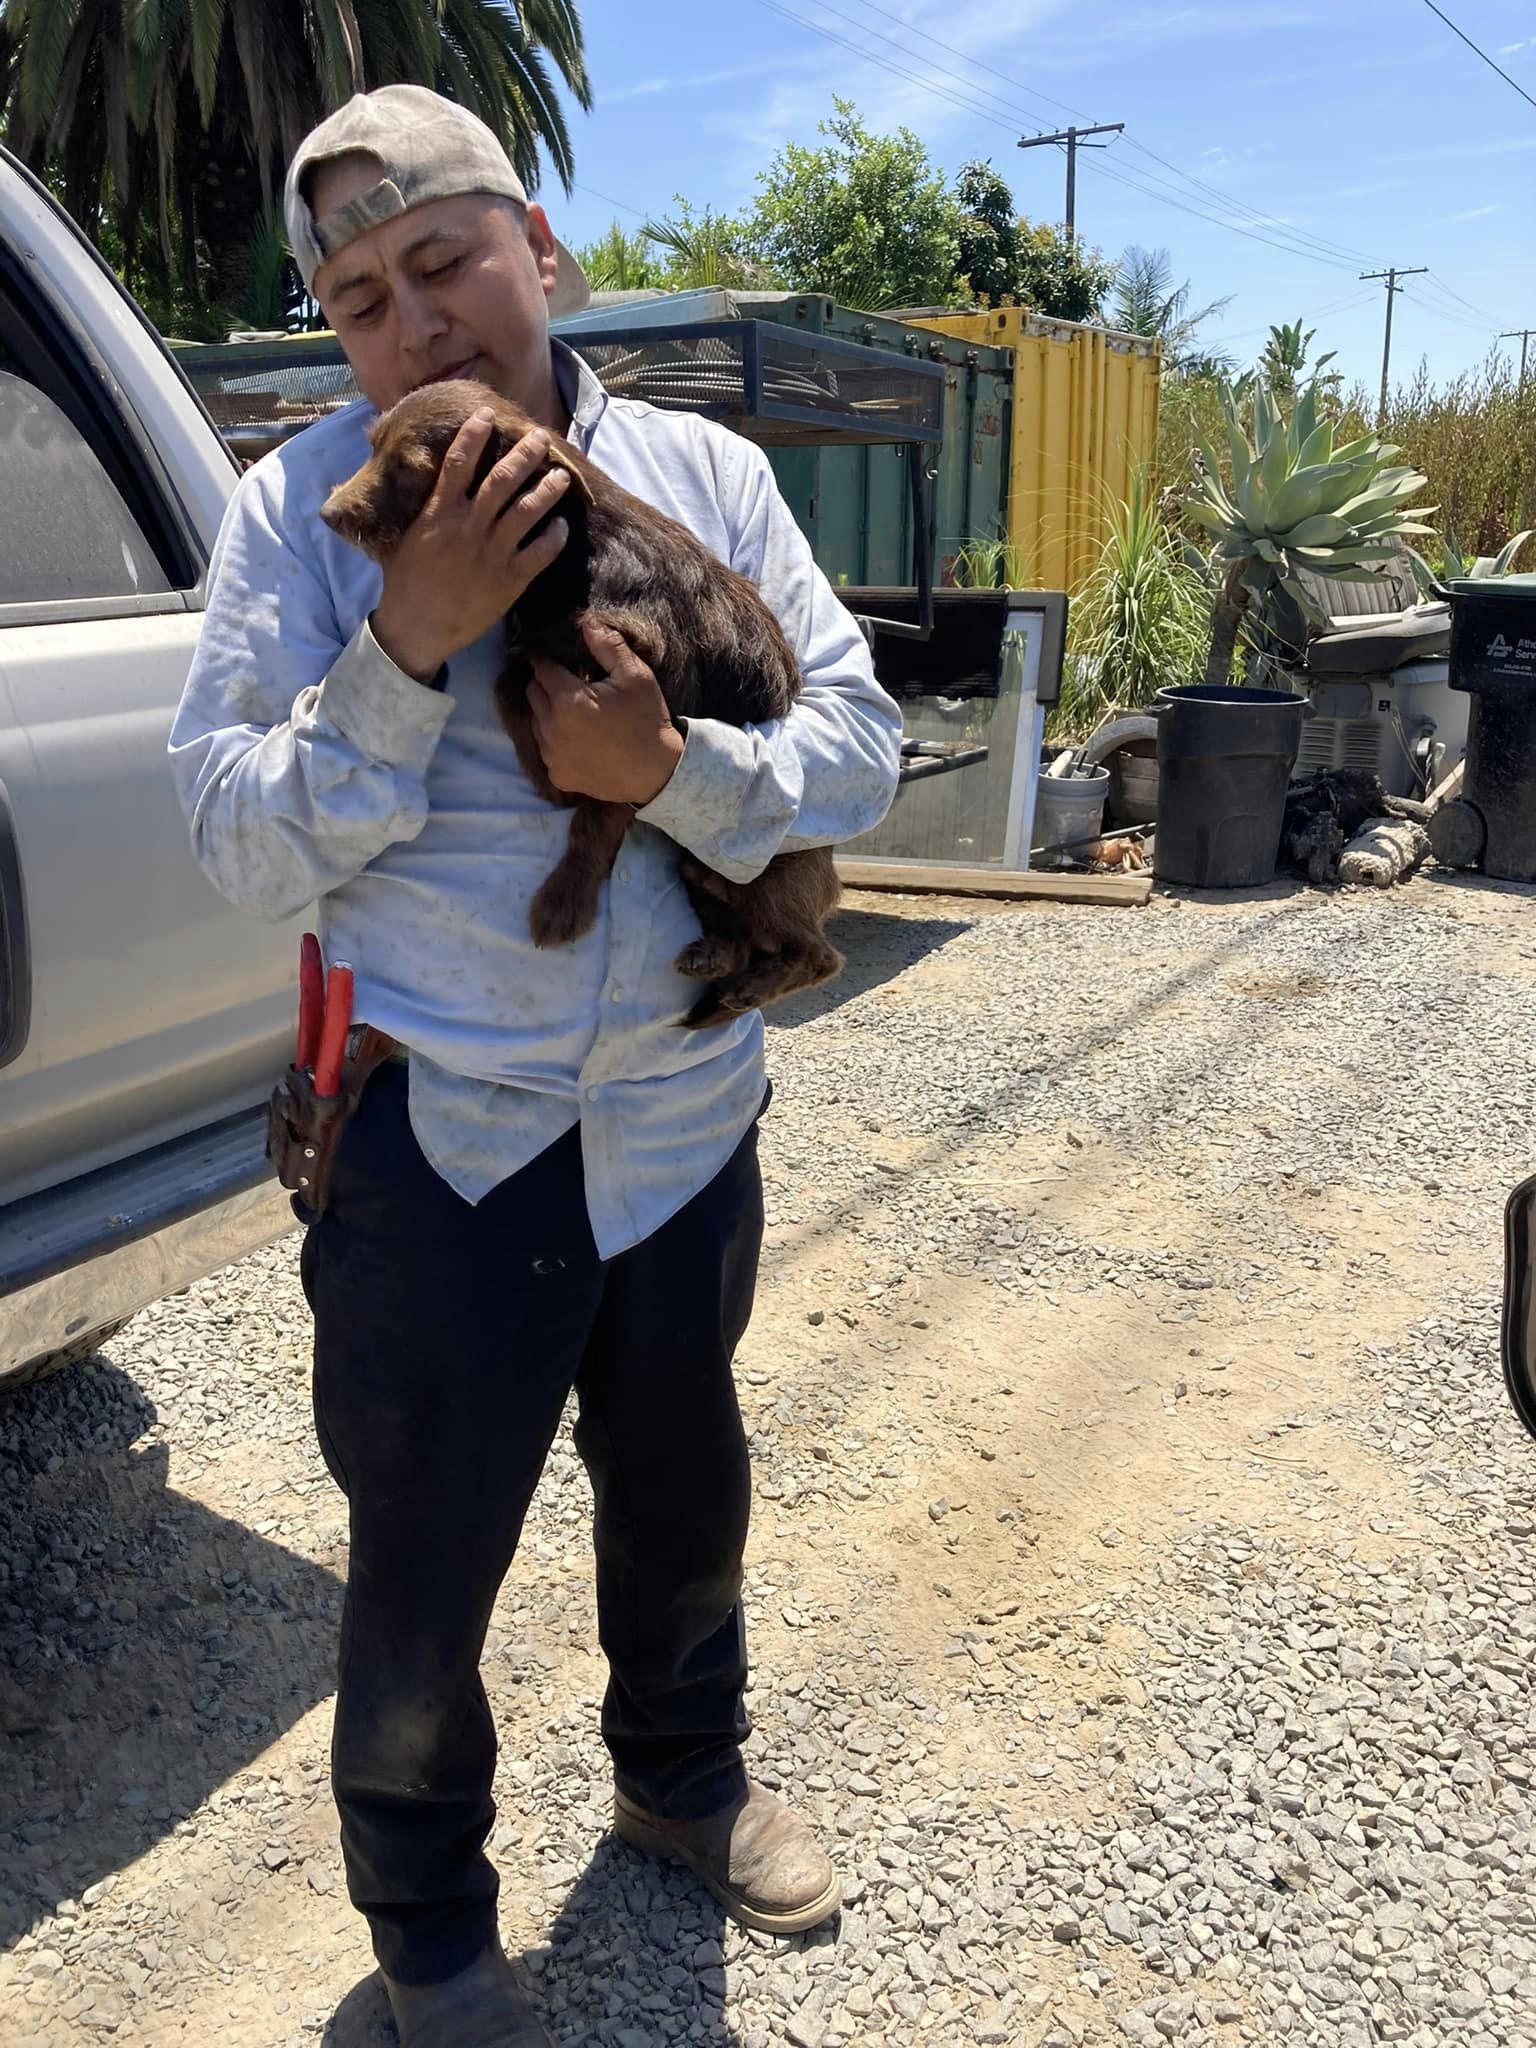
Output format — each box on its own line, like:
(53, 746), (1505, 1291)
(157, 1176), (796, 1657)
(1440, 528), (1533, 580)
(1185, 376), (1437, 689)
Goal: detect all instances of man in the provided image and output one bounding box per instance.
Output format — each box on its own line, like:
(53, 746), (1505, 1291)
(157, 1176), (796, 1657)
(169, 84), (900, 2048)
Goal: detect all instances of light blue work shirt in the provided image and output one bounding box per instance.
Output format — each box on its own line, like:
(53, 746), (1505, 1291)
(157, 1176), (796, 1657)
(169, 341), (901, 1255)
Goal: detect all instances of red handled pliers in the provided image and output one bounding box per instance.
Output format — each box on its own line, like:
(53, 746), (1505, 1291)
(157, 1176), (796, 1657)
(295, 932), (355, 1100)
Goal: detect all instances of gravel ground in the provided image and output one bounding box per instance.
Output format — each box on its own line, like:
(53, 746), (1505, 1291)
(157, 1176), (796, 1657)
(4, 870), (1536, 2048)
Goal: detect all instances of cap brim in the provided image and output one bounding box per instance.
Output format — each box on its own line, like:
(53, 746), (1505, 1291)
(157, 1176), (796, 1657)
(548, 236), (591, 320)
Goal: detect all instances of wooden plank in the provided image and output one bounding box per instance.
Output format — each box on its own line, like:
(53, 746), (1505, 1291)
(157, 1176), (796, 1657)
(837, 858), (1152, 907)
(1426, 758), (1465, 811)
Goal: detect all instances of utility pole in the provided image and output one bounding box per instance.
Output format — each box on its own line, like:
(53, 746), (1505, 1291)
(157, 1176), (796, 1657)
(1500, 328), (1536, 391)
(1360, 267), (1426, 423)
(1018, 122), (1124, 242)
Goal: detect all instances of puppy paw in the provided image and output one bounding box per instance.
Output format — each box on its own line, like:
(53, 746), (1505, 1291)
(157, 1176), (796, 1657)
(683, 989), (756, 1030)
(675, 937), (752, 981)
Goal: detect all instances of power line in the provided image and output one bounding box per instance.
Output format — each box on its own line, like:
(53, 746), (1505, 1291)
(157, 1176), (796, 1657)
(1419, 0), (1536, 115)
(815, 0), (1088, 125)
(1398, 288), (1499, 337)
(814, 0), (1375, 266)
(748, 0), (1376, 275)
(1118, 140), (1373, 268)
(573, 181), (650, 223)
(1423, 269), (1500, 327)
(792, 0), (1378, 270)
(1201, 287), (1379, 351)
(1397, 286), (1495, 334)
(814, 0), (1374, 265)
(749, 0), (1484, 299)
(749, 0), (1024, 139)
(1076, 152), (1358, 271)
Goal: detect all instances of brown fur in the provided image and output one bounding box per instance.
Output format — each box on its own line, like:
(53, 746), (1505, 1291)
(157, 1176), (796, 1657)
(321, 380), (843, 1027)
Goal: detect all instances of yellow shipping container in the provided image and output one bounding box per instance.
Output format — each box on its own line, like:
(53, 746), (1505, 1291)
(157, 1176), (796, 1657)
(911, 308), (1161, 593)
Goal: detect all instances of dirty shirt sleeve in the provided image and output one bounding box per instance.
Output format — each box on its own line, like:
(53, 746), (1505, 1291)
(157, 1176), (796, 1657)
(167, 461), (453, 923)
(635, 433), (902, 883)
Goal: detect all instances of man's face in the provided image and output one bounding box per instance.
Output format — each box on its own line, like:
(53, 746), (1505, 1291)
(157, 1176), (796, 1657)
(310, 158), (563, 415)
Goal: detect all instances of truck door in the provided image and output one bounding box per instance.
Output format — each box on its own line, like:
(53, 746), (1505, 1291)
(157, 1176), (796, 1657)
(0, 222), (299, 1208)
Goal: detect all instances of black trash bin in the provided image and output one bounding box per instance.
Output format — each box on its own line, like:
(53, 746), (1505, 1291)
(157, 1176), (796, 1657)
(1447, 576), (1536, 882)
(1153, 686), (1308, 889)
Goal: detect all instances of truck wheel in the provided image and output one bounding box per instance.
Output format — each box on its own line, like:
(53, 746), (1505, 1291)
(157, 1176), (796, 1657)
(2, 1319), (131, 1394)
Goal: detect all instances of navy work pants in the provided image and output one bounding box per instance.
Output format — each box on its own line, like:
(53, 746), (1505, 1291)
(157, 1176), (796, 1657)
(299, 1065), (763, 1984)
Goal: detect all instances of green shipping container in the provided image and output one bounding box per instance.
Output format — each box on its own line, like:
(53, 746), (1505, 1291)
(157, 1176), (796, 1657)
(734, 294), (1013, 589)
(174, 292), (1014, 590)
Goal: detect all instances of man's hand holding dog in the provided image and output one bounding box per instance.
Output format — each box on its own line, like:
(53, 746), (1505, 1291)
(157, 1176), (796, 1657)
(371, 409), (572, 682)
(529, 621), (684, 807)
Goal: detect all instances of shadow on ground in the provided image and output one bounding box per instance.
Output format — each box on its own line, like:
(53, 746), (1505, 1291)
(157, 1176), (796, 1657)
(772, 904), (975, 1030)
(0, 1357), (342, 1948)
(323, 1835), (750, 2047)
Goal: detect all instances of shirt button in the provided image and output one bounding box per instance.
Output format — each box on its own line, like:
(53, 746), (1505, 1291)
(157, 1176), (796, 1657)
(610, 987), (624, 1003)
(585, 1085), (599, 1102)
(616, 865), (631, 884)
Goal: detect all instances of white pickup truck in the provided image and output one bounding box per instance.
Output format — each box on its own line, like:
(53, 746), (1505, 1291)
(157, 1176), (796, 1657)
(0, 151), (298, 1388)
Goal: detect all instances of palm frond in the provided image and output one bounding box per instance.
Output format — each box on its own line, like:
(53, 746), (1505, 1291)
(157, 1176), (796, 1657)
(13, 0), (85, 136)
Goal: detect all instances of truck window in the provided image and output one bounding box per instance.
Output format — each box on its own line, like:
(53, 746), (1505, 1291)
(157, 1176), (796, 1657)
(0, 367), (172, 603)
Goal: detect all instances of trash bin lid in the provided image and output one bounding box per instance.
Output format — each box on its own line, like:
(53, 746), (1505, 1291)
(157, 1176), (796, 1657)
(1447, 575), (1536, 597)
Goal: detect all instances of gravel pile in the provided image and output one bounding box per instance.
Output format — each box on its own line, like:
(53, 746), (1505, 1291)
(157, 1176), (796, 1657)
(4, 876), (1536, 2048)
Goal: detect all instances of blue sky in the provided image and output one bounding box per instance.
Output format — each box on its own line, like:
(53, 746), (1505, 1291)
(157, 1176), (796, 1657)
(542, 0), (1535, 393)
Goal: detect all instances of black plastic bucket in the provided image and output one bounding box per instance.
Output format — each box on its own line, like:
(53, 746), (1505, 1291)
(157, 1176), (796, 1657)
(1153, 686), (1308, 889)
(1447, 578), (1536, 882)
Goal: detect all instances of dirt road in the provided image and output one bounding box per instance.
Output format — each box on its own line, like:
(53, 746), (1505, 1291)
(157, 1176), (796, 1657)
(4, 874), (1535, 2048)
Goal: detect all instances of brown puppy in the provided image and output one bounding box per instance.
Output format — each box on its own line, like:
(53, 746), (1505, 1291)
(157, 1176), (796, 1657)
(321, 380), (843, 1028)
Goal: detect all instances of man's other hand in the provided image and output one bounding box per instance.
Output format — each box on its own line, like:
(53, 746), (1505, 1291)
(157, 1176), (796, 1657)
(528, 621), (684, 806)
(371, 410), (571, 682)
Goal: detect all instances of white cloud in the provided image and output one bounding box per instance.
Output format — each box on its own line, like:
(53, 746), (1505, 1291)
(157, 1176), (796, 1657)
(698, 0), (1078, 191)
(1498, 39), (1529, 55)
(601, 64), (787, 106)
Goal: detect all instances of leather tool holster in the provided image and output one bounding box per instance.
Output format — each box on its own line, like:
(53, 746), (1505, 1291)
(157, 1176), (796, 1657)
(266, 1024), (399, 1220)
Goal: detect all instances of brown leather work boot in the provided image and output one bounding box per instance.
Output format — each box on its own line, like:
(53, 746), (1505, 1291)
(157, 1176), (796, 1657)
(382, 1944), (552, 2048)
(613, 1781), (842, 1935)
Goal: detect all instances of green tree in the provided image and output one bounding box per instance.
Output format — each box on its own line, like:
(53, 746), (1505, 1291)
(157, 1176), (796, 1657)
(1012, 220), (1115, 325)
(1109, 246), (1231, 370)
(741, 99), (962, 312)
(953, 159), (1015, 305)
(2, 0), (590, 324)
(951, 158), (1114, 320)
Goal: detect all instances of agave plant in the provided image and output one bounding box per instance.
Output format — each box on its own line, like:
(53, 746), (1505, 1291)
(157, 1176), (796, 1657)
(1439, 529), (1534, 580)
(1185, 376), (1436, 688)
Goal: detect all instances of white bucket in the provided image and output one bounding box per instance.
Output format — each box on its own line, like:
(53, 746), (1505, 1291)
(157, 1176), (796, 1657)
(1033, 765), (1110, 865)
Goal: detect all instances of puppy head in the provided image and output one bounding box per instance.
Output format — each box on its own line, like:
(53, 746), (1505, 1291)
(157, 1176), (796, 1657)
(319, 378), (593, 560)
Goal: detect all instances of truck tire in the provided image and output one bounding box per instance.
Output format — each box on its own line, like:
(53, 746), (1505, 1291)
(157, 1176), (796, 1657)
(2, 1318), (131, 1394)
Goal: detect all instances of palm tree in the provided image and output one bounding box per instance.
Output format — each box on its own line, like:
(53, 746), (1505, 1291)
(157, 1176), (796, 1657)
(1110, 245), (1232, 375)
(576, 222), (665, 294)
(642, 204), (769, 292)
(1, 0), (590, 320)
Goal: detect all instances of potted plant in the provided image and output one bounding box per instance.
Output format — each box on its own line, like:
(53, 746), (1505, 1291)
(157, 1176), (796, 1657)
(1185, 376), (1436, 686)
(1154, 377), (1436, 887)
